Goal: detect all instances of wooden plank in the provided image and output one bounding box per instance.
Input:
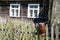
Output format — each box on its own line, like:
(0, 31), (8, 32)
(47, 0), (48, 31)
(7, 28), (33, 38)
(46, 24), (49, 40)
(55, 24), (59, 40)
(0, 0), (31, 1)
(51, 24), (54, 40)
(0, 0), (43, 1)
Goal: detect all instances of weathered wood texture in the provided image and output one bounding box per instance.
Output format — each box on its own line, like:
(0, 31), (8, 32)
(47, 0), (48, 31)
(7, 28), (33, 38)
(51, 0), (60, 40)
(0, 0), (43, 1)
(0, 0), (49, 24)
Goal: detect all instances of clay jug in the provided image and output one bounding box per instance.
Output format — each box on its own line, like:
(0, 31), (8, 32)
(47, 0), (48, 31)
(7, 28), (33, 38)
(39, 23), (46, 37)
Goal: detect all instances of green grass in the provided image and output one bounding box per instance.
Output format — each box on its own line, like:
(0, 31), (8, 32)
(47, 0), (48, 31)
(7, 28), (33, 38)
(0, 19), (51, 40)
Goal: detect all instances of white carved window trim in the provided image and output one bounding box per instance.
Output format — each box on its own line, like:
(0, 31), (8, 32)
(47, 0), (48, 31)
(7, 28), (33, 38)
(9, 4), (20, 17)
(27, 4), (40, 18)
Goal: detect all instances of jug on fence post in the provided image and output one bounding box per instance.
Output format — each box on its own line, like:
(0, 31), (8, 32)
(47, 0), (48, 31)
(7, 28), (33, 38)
(39, 22), (46, 37)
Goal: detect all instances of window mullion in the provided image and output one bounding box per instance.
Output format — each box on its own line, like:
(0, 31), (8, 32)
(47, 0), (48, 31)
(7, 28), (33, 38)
(28, 6), (30, 17)
(14, 9), (16, 17)
(18, 6), (20, 17)
(18, 8), (20, 17)
(10, 6), (13, 16)
(37, 9), (39, 18)
(33, 9), (34, 18)
(10, 8), (12, 16)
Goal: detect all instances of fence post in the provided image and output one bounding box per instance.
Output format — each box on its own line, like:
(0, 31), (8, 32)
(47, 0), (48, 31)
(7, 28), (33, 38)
(55, 24), (59, 40)
(46, 24), (48, 40)
(51, 25), (54, 40)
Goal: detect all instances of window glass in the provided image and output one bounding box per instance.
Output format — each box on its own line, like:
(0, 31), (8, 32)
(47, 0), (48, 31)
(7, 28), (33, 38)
(12, 9), (14, 16)
(30, 10), (33, 17)
(30, 5), (38, 8)
(34, 10), (37, 17)
(16, 9), (18, 16)
(12, 5), (18, 8)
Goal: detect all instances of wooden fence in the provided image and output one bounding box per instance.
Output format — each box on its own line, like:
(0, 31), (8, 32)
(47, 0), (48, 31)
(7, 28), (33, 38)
(0, 17), (60, 40)
(51, 16), (60, 40)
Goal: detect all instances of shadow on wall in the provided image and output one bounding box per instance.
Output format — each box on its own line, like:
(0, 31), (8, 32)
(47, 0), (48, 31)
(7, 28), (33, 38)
(33, 10), (48, 24)
(33, 6), (48, 35)
(33, 4), (48, 24)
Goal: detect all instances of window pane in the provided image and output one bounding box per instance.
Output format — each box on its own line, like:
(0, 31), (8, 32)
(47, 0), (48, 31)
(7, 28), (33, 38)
(34, 10), (37, 17)
(33, 5), (38, 8)
(12, 5), (18, 8)
(30, 10), (33, 17)
(16, 9), (18, 16)
(30, 6), (33, 8)
(30, 5), (38, 8)
(12, 9), (14, 16)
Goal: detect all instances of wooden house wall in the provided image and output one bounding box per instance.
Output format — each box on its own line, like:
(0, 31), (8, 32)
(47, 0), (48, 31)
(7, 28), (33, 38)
(0, 1), (49, 24)
(0, 5), (37, 24)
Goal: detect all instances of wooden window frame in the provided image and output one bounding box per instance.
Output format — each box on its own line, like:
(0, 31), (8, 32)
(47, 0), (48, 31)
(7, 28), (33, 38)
(9, 4), (20, 17)
(27, 4), (40, 18)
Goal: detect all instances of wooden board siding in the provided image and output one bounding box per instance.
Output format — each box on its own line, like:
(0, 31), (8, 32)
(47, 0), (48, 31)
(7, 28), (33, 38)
(0, 1), (49, 24)
(0, 6), (9, 14)
(0, 6), (8, 23)
(0, 0), (32, 1)
(0, 4), (33, 24)
(0, 6), (9, 18)
(0, 0), (43, 2)
(23, 7), (27, 17)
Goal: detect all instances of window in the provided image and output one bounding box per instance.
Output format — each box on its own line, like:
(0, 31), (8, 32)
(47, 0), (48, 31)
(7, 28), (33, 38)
(27, 4), (40, 18)
(10, 4), (20, 17)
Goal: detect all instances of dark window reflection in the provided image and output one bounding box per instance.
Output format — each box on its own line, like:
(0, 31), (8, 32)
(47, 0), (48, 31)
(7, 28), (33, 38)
(30, 5), (38, 8)
(12, 9), (14, 16)
(30, 10), (33, 17)
(12, 5), (18, 8)
(16, 9), (18, 16)
(34, 10), (37, 17)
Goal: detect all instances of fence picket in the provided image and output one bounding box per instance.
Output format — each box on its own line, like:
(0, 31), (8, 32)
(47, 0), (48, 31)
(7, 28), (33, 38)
(56, 24), (59, 40)
(0, 19), (60, 40)
(46, 24), (49, 40)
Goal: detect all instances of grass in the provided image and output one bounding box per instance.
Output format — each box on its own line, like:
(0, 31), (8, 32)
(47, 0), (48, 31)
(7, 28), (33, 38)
(0, 19), (51, 40)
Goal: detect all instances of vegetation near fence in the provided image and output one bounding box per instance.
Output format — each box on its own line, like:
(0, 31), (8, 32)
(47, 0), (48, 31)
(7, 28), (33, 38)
(0, 19), (37, 40)
(0, 19), (51, 40)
